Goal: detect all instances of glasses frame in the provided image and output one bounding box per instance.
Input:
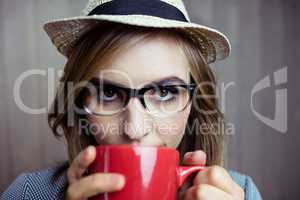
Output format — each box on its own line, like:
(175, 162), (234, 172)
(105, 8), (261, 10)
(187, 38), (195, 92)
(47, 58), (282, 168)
(82, 82), (197, 117)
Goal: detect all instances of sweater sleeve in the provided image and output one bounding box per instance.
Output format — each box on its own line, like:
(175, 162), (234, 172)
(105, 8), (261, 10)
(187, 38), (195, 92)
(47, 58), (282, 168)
(0, 173), (28, 200)
(228, 170), (263, 200)
(244, 175), (263, 200)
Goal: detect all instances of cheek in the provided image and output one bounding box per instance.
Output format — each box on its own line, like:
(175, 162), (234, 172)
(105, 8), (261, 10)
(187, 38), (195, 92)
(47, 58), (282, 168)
(154, 108), (190, 147)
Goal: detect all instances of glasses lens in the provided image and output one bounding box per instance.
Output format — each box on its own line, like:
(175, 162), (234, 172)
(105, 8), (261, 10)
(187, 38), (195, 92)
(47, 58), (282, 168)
(144, 85), (190, 117)
(83, 84), (127, 115)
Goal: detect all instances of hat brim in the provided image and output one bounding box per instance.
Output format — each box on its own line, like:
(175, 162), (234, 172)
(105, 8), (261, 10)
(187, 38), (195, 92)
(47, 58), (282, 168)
(43, 14), (231, 63)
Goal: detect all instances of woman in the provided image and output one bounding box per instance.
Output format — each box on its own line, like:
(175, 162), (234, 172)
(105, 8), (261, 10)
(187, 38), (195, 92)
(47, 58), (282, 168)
(1, 0), (262, 200)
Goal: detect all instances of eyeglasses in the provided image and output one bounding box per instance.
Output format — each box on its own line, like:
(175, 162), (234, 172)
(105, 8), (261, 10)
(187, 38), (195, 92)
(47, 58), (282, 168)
(80, 80), (196, 117)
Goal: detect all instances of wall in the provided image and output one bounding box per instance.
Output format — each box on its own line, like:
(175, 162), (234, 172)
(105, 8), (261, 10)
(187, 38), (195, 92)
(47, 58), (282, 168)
(0, 0), (299, 199)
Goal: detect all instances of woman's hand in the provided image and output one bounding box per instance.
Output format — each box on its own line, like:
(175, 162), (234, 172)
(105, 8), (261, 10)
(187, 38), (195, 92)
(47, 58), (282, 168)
(183, 151), (245, 200)
(66, 145), (126, 200)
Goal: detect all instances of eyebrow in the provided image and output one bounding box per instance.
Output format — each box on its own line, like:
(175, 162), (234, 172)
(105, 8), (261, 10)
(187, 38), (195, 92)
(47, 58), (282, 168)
(90, 76), (188, 88)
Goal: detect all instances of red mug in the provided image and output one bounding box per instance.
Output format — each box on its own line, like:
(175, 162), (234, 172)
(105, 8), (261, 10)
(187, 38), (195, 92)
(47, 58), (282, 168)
(88, 144), (204, 200)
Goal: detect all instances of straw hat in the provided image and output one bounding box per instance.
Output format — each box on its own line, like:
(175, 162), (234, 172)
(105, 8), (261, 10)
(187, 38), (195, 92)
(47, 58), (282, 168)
(43, 0), (231, 64)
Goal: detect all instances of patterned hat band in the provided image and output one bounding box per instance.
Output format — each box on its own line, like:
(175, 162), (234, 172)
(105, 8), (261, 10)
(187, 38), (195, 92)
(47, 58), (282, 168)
(87, 0), (189, 22)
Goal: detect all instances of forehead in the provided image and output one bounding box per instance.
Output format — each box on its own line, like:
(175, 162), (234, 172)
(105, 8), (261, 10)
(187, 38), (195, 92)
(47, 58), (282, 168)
(93, 35), (191, 87)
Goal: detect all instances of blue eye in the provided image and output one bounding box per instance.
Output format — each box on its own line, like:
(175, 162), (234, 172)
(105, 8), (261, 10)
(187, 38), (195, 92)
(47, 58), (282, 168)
(98, 84), (120, 102)
(103, 89), (117, 101)
(155, 86), (179, 101)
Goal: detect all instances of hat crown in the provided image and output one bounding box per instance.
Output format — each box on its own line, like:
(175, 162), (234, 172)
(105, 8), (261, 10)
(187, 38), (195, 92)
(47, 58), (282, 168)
(81, 0), (190, 22)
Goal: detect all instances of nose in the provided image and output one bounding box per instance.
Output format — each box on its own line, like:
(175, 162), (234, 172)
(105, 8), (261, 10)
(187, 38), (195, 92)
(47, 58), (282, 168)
(122, 98), (152, 141)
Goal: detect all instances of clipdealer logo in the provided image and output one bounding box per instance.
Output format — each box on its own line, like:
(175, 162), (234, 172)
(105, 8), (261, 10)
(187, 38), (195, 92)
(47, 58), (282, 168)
(13, 67), (288, 134)
(250, 67), (288, 133)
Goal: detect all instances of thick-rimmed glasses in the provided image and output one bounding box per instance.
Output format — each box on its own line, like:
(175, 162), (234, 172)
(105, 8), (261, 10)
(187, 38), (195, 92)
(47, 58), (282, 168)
(80, 80), (196, 117)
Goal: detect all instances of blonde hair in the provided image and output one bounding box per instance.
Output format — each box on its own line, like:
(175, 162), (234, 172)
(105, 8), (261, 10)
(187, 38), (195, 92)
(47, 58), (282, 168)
(48, 21), (225, 166)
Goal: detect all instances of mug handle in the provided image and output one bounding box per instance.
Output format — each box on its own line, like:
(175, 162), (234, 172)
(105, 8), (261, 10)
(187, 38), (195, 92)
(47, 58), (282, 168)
(176, 165), (204, 187)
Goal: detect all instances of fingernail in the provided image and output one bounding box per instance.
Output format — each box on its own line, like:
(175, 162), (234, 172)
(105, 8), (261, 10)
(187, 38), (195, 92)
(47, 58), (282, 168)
(85, 146), (91, 155)
(185, 152), (193, 158)
(84, 146), (94, 158)
(111, 174), (125, 188)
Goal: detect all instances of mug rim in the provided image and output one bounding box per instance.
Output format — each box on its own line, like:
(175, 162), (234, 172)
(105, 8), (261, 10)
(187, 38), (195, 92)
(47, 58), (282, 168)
(95, 144), (177, 152)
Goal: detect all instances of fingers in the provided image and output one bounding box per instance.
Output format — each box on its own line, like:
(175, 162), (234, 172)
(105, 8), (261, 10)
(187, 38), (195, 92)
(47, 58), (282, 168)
(66, 173), (125, 200)
(184, 184), (233, 200)
(182, 151), (244, 199)
(193, 165), (244, 199)
(183, 150), (207, 166)
(67, 145), (96, 184)
(66, 145), (126, 200)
